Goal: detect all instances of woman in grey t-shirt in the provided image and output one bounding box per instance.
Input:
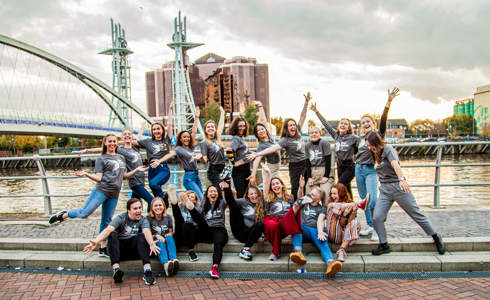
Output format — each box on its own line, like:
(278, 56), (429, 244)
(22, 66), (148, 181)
(49, 134), (130, 256)
(365, 132), (445, 256)
(200, 106), (226, 189)
(248, 122), (281, 185)
(227, 117), (252, 198)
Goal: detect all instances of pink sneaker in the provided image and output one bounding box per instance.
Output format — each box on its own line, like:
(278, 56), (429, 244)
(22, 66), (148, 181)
(209, 265), (220, 279)
(268, 253), (279, 261)
(357, 194), (370, 211)
(336, 249), (347, 262)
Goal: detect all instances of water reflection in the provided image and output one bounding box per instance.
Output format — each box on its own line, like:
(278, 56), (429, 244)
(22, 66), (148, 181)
(0, 155), (488, 214)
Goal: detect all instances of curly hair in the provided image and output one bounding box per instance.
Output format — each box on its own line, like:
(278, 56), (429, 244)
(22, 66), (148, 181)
(176, 130), (194, 148)
(328, 183), (352, 204)
(245, 185), (265, 222)
(228, 117), (249, 137)
(266, 176), (293, 203)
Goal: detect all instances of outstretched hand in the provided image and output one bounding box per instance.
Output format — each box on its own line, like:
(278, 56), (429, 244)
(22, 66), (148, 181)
(388, 87), (400, 102)
(309, 102), (319, 113)
(149, 243), (160, 256)
(82, 240), (97, 253)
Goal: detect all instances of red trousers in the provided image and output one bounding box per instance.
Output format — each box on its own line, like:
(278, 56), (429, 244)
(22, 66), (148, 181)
(263, 208), (302, 256)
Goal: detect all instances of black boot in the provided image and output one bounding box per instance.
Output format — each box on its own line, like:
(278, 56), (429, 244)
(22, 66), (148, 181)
(372, 243), (391, 255)
(48, 210), (66, 224)
(432, 234), (446, 255)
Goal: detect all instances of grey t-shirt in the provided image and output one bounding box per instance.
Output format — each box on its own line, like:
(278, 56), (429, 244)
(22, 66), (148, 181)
(137, 137), (170, 162)
(200, 139), (225, 166)
(203, 200), (227, 228)
(356, 131), (378, 165)
(149, 215), (173, 236)
(229, 136), (250, 163)
(334, 134), (358, 163)
(174, 146), (198, 171)
(257, 140), (280, 164)
(306, 139), (331, 166)
(376, 145), (400, 183)
(236, 198), (256, 229)
(116, 146), (145, 188)
(94, 154), (126, 199)
(180, 204), (202, 227)
(301, 203), (326, 228)
(109, 213), (150, 240)
(278, 137), (306, 163)
(265, 197), (294, 218)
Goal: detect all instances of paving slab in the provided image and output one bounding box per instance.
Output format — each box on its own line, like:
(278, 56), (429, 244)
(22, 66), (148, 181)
(438, 252), (490, 272)
(24, 251), (84, 269)
(363, 253), (442, 272)
(0, 250), (28, 267)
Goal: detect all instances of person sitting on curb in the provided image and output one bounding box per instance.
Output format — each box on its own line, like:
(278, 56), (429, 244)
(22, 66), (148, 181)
(83, 198), (160, 285)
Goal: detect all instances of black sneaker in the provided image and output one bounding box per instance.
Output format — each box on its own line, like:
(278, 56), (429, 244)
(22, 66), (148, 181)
(48, 210), (66, 224)
(173, 259), (180, 275)
(113, 268), (124, 283)
(98, 247), (110, 258)
(432, 234), (446, 255)
(188, 250), (199, 262)
(143, 270), (155, 286)
(372, 243), (391, 255)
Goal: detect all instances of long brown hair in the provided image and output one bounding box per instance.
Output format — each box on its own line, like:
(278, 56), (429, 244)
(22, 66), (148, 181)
(102, 133), (117, 154)
(266, 176), (293, 203)
(150, 122), (170, 151)
(203, 119), (223, 147)
(245, 185), (265, 222)
(149, 197), (167, 218)
(176, 130), (194, 148)
(337, 118), (354, 135)
(228, 117), (249, 137)
(365, 131), (385, 164)
(254, 122), (271, 142)
(328, 183), (352, 204)
(281, 118), (300, 139)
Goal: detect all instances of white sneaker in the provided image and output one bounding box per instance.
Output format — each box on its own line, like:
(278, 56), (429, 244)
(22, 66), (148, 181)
(371, 230), (379, 241)
(360, 226), (374, 236)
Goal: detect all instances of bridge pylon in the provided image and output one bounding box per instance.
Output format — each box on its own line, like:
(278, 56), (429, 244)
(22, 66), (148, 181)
(99, 19), (133, 128)
(167, 11), (204, 137)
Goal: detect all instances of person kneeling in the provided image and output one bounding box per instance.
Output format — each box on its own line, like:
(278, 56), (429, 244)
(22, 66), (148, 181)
(83, 198), (160, 285)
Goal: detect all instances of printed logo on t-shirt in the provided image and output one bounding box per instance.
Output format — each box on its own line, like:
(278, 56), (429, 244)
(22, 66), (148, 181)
(107, 159), (125, 174)
(205, 209), (223, 220)
(121, 223), (139, 237)
(303, 205), (318, 218)
(127, 151), (140, 164)
(212, 142), (221, 152)
(358, 138), (366, 148)
(292, 140), (303, 152)
(309, 149), (323, 162)
(335, 141), (350, 152)
(243, 205), (255, 217)
(270, 201), (290, 215)
(152, 225), (168, 235)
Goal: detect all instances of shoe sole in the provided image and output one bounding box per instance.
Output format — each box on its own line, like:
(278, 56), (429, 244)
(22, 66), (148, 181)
(189, 257), (199, 262)
(173, 260), (180, 275)
(143, 277), (156, 285)
(326, 261), (342, 276)
(239, 253), (252, 261)
(209, 271), (219, 279)
(167, 186), (179, 205)
(167, 261), (174, 277)
(48, 211), (66, 224)
(372, 249), (391, 256)
(98, 253), (110, 258)
(290, 253), (307, 265)
(113, 269), (124, 283)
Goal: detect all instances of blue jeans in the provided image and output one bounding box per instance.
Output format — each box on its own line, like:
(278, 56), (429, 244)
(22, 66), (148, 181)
(149, 163), (170, 199)
(131, 184), (154, 212)
(355, 164), (378, 227)
(67, 187), (117, 233)
(155, 235), (177, 264)
(183, 170), (203, 201)
(292, 223), (334, 263)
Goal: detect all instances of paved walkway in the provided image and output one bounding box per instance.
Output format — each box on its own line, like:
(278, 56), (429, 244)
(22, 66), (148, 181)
(0, 210), (488, 239)
(0, 272), (488, 299)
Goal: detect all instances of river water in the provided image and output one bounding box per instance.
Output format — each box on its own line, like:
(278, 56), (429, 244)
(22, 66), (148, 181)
(0, 155), (488, 215)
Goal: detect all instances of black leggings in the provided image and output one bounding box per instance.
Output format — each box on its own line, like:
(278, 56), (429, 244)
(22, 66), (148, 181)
(108, 232), (150, 266)
(208, 164), (225, 193)
(225, 187), (264, 248)
(172, 203), (202, 250)
(337, 161), (355, 198)
(289, 159), (307, 200)
(232, 163), (251, 198)
(189, 208), (229, 265)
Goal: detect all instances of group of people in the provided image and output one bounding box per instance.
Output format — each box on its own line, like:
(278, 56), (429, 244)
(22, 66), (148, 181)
(48, 87), (446, 285)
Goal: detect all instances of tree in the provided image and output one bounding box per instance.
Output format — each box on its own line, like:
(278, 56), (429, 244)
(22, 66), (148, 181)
(244, 104), (258, 135)
(409, 119), (436, 137)
(443, 115), (474, 136)
(271, 116), (283, 136)
(202, 99), (221, 127)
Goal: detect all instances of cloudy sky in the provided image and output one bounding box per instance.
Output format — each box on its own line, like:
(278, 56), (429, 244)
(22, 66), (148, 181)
(1, 0), (489, 124)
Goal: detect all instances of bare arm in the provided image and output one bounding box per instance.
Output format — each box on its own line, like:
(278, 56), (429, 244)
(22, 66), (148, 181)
(191, 107), (200, 142)
(254, 101), (273, 134)
(83, 225), (115, 253)
(167, 99), (176, 139)
(298, 92), (311, 131)
(152, 151), (176, 167)
(379, 87), (400, 137)
(310, 102), (338, 139)
(72, 148), (102, 155)
(143, 227), (160, 255)
(123, 165), (148, 179)
(217, 106), (225, 136)
(262, 163), (271, 196)
(317, 213), (327, 241)
(390, 159), (410, 193)
(247, 144), (282, 161)
(75, 171), (102, 183)
(297, 175), (305, 199)
(247, 155), (263, 185)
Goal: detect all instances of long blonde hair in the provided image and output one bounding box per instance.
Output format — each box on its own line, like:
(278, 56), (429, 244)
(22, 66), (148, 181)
(203, 120), (224, 147)
(266, 177), (293, 203)
(149, 197), (167, 218)
(245, 185), (265, 222)
(360, 114), (377, 135)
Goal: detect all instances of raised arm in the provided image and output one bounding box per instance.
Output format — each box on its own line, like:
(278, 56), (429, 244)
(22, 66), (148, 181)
(167, 99), (176, 139)
(217, 106), (225, 136)
(254, 101), (273, 134)
(379, 87), (399, 137)
(262, 163), (271, 196)
(134, 122), (146, 146)
(310, 102), (338, 139)
(298, 92), (311, 131)
(246, 155), (263, 185)
(191, 107), (200, 142)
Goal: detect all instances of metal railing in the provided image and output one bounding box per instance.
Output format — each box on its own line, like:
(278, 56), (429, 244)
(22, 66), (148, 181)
(0, 142), (489, 216)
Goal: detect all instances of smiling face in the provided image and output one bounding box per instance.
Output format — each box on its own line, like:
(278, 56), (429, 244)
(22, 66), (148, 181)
(287, 120), (297, 137)
(128, 200), (143, 220)
(186, 192), (197, 204)
(271, 178), (284, 196)
(238, 121), (247, 136)
(205, 121), (216, 138)
(256, 125), (268, 141)
(310, 188), (322, 205)
(361, 116), (375, 133)
(180, 131), (191, 147)
(207, 186), (219, 203)
(122, 129), (133, 144)
(308, 127), (321, 142)
(151, 123), (164, 140)
(337, 119), (350, 134)
(330, 187), (339, 202)
(151, 198), (165, 218)
(247, 187), (259, 204)
(104, 135), (118, 153)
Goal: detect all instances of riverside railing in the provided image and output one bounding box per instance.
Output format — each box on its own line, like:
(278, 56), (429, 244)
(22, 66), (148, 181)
(0, 141), (489, 216)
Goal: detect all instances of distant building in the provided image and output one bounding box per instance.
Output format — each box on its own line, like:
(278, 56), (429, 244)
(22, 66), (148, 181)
(325, 119), (409, 138)
(145, 53), (270, 124)
(473, 85), (490, 134)
(454, 97), (474, 117)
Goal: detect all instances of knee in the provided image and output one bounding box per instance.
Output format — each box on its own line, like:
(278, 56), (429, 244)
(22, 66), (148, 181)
(108, 231), (118, 241)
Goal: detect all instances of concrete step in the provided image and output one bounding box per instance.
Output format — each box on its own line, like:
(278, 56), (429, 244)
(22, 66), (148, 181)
(0, 250), (489, 273)
(0, 237), (488, 253)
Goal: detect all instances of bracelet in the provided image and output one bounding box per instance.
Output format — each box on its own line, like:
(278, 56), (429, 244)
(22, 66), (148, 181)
(399, 177), (406, 181)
